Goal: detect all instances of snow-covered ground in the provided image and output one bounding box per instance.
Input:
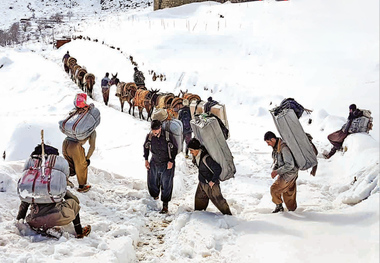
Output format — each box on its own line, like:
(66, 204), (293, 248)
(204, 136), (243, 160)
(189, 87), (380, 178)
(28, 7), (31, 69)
(0, 0), (378, 262)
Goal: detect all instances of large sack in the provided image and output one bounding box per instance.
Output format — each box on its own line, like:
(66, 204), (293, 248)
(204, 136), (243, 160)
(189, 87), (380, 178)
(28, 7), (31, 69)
(17, 155), (69, 204)
(270, 108), (317, 171)
(59, 103), (100, 140)
(162, 119), (183, 154)
(190, 116), (236, 181)
(152, 108), (169, 122)
(342, 116), (372, 134)
(190, 100), (230, 133)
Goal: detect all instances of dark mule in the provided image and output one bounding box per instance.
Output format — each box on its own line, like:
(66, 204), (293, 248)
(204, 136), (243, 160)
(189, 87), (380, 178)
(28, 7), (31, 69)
(83, 73), (95, 98)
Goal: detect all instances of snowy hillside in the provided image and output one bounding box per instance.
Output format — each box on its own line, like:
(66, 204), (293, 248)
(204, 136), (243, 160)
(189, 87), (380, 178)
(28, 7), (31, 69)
(0, 0), (379, 262)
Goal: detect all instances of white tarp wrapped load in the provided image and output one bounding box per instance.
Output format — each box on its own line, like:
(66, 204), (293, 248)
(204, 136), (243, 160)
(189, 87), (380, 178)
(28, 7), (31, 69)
(59, 103), (100, 140)
(342, 116), (372, 134)
(17, 155), (69, 204)
(270, 108), (317, 171)
(162, 119), (183, 154)
(190, 116), (235, 181)
(190, 100), (229, 130)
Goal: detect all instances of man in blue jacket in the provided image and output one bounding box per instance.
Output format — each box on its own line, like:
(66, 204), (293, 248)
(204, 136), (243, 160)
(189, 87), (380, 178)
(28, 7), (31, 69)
(188, 138), (232, 215)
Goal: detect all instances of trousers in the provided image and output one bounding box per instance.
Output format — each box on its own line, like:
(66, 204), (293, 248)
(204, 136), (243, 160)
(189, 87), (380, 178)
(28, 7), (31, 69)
(147, 160), (175, 203)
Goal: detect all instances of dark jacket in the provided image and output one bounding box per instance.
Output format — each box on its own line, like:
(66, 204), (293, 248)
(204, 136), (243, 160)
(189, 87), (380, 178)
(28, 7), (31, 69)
(16, 190), (79, 220)
(343, 109), (364, 133)
(143, 130), (178, 164)
(134, 70), (145, 85)
(62, 53), (70, 62)
(178, 106), (192, 134)
(196, 150), (221, 184)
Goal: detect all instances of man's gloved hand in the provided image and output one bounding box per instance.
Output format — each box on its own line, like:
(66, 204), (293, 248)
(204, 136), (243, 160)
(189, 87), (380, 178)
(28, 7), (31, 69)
(86, 159), (90, 166)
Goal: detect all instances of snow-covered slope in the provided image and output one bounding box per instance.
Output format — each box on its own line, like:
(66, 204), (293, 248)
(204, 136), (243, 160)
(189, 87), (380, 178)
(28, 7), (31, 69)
(0, 0), (378, 262)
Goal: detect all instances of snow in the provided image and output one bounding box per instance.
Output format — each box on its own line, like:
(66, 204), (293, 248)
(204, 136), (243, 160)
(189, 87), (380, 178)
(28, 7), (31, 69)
(0, 0), (379, 262)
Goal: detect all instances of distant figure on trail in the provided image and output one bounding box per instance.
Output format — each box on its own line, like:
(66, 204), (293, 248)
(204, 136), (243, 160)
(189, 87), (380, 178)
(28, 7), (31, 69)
(62, 51), (70, 62)
(62, 94), (97, 193)
(62, 51), (70, 73)
(133, 67), (145, 88)
(264, 131), (299, 213)
(204, 96), (219, 113)
(324, 104), (365, 159)
(143, 120), (178, 214)
(101, 72), (111, 106)
(188, 138), (232, 215)
(178, 99), (192, 158)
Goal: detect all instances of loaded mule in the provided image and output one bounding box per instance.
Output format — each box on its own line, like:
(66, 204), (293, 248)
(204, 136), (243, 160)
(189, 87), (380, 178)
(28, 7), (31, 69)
(133, 88), (160, 120)
(75, 67), (87, 90)
(66, 57), (77, 76)
(109, 73), (138, 114)
(83, 73), (95, 99)
(70, 64), (81, 82)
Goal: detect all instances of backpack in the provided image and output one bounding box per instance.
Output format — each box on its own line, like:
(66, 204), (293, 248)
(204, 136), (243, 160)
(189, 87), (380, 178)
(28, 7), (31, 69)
(17, 144), (69, 204)
(273, 98), (305, 119)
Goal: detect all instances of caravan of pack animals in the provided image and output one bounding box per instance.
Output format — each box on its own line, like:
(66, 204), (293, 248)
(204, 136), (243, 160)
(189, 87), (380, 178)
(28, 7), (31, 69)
(63, 53), (203, 122)
(13, 48), (374, 240)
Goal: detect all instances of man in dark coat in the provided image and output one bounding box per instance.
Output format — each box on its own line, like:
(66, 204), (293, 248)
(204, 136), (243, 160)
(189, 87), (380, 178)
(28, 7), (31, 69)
(178, 99), (192, 158)
(188, 138), (232, 215)
(264, 131), (299, 213)
(324, 104), (364, 159)
(143, 120), (178, 214)
(62, 51), (70, 73)
(133, 67), (145, 88)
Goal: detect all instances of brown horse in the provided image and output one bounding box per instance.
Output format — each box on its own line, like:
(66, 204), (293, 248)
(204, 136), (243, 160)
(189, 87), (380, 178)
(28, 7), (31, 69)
(122, 82), (138, 114)
(70, 64), (80, 81)
(75, 67), (87, 90)
(83, 73), (95, 98)
(155, 93), (175, 109)
(133, 88), (160, 120)
(66, 57), (77, 73)
(109, 74), (133, 113)
(179, 89), (201, 103)
(170, 97), (184, 119)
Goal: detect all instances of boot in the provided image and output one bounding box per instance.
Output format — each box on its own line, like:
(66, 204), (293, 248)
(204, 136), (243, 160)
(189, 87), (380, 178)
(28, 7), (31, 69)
(160, 202), (168, 214)
(76, 225), (91, 239)
(323, 147), (337, 159)
(272, 203), (284, 213)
